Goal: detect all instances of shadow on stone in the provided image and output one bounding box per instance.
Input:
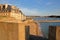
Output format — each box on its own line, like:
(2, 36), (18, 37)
(29, 35), (48, 40)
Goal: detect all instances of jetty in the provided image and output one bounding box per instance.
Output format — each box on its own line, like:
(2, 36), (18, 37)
(36, 20), (60, 23)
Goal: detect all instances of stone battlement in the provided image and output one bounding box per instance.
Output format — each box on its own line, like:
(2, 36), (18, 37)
(0, 4), (20, 13)
(0, 4), (26, 20)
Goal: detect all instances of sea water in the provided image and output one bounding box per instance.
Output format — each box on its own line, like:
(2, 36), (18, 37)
(33, 17), (60, 38)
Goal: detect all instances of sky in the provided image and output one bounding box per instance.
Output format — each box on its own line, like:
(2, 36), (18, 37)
(0, 0), (60, 16)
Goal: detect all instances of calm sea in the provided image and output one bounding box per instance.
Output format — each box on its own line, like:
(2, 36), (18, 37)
(33, 17), (60, 38)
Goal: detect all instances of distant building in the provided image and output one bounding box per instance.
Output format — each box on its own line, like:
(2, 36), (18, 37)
(0, 4), (26, 20)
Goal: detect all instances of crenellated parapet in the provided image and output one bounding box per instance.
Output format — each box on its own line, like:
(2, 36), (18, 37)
(0, 4), (20, 13)
(0, 4), (26, 20)
(0, 4), (11, 12)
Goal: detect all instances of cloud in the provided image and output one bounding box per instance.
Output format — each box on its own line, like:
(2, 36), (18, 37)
(20, 7), (60, 16)
(0, 0), (7, 2)
(0, 0), (9, 4)
(46, 2), (52, 5)
(20, 7), (42, 16)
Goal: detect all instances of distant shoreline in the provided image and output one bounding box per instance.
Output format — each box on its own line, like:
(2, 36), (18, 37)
(26, 15), (60, 18)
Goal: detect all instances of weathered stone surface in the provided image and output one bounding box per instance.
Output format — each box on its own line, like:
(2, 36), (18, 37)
(49, 26), (60, 40)
(0, 4), (43, 40)
(0, 22), (30, 40)
(0, 4), (26, 20)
